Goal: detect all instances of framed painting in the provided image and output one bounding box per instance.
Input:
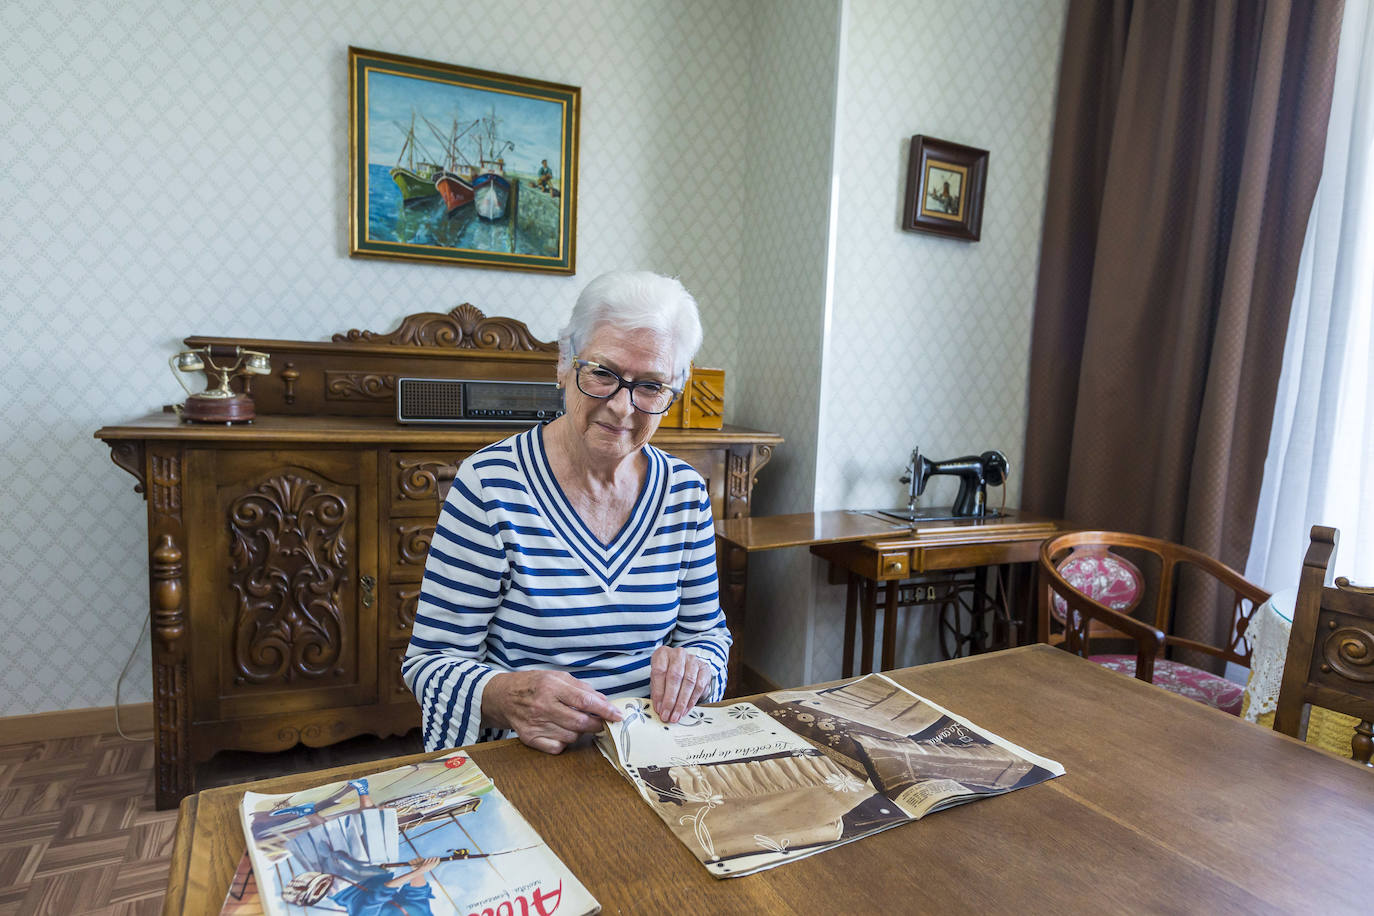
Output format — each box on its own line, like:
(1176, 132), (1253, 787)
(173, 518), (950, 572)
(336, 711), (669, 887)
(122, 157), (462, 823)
(349, 47), (579, 273)
(901, 135), (988, 241)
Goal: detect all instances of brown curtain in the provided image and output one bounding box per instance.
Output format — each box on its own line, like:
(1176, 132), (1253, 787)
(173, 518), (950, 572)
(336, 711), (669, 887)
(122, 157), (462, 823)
(1023, 0), (1344, 657)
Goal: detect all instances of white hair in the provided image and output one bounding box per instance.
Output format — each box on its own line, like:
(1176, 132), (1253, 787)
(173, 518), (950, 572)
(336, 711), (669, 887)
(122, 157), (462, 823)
(557, 271), (703, 385)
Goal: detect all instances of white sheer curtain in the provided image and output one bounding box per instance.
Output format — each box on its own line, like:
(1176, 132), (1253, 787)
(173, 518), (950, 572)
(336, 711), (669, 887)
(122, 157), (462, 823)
(1246, 0), (1374, 590)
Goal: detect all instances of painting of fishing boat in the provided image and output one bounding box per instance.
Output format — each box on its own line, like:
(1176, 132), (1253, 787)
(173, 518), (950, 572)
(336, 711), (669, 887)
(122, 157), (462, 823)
(389, 111), (442, 206)
(349, 47), (580, 274)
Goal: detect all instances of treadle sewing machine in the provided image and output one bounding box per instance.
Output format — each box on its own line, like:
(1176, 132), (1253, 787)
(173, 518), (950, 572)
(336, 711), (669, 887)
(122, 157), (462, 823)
(715, 446), (1057, 676)
(878, 447), (1011, 521)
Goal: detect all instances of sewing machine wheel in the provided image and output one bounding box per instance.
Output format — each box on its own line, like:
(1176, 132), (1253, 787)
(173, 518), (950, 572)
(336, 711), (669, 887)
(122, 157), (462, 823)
(938, 590), (982, 659)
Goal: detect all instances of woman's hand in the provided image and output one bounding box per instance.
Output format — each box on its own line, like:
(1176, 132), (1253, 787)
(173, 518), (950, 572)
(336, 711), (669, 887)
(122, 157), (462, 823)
(650, 646), (713, 723)
(483, 670), (623, 754)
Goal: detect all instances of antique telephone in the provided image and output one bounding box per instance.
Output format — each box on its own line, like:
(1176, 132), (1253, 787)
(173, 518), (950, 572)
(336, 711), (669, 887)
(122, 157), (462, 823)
(169, 345), (271, 423)
(889, 447), (1011, 521)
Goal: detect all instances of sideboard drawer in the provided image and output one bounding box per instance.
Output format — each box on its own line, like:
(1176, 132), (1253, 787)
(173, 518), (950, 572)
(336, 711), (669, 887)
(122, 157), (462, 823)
(388, 521), (434, 579)
(387, 582), (420, 641)
(388, 451), (469, 517)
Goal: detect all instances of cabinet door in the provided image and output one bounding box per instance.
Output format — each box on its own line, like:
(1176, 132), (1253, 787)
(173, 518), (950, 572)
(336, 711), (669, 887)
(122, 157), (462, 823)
(184, 449), (378, 722)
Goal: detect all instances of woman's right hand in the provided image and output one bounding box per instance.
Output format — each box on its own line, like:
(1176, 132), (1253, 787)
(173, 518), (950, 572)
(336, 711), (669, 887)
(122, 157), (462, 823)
(482, 670), (624, 754)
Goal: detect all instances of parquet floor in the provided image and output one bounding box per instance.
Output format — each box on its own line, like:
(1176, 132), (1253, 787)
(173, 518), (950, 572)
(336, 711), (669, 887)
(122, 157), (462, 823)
(0, 729), (422, 915)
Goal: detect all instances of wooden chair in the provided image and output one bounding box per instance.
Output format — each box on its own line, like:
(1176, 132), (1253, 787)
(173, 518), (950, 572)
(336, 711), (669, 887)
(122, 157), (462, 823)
(1273, 526), (1374, 765)
(1038, 530), (1270, 715)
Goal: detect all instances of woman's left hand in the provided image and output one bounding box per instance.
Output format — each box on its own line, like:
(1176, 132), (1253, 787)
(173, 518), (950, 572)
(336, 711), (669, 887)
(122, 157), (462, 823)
(649, 646), (713, 723)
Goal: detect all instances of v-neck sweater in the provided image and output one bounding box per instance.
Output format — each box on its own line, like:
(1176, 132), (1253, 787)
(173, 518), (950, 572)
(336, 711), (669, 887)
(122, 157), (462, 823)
(402, 426), (731, 751)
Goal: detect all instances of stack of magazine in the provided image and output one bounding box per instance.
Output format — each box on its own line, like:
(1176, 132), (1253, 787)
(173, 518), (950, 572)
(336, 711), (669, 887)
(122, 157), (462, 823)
(223, 752), (599, 915)
(596, 672), (1064, 877)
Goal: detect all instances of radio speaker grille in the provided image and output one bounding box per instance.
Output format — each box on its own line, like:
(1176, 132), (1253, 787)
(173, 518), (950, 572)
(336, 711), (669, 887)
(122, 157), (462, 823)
(399, 378), (463, 420)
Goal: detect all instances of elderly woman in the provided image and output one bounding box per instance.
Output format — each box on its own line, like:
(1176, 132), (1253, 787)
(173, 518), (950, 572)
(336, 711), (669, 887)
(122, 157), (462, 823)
(402, 271), (732, 754)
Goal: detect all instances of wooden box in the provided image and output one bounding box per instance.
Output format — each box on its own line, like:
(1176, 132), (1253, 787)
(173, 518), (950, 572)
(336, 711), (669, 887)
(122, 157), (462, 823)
(660, 367), (725, 429)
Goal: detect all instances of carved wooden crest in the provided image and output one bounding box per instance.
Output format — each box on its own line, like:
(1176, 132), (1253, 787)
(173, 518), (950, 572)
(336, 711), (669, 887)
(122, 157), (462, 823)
(332, 304), (556, 352)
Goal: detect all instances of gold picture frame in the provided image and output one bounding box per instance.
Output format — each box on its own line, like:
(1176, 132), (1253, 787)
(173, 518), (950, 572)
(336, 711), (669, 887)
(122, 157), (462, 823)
(348, 47), (579, 273)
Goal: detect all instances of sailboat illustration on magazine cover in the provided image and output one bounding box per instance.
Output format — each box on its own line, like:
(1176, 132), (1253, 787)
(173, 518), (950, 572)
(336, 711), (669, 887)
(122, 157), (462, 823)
(235, 752), (598, 916)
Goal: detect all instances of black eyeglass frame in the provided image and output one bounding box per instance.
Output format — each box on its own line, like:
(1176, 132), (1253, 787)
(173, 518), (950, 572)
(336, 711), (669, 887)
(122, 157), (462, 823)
(569, 356), (682, 415)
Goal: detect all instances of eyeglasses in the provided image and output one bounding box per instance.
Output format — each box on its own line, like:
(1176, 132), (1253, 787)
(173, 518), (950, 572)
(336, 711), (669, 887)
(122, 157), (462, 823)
(571, 357), (680, 414)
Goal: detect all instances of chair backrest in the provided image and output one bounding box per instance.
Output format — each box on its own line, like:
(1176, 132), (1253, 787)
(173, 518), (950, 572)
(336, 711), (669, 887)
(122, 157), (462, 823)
(1049, 544), (1144, 625)
(1273, 526), (1374, 765)
(1038, 530), (1269, 682)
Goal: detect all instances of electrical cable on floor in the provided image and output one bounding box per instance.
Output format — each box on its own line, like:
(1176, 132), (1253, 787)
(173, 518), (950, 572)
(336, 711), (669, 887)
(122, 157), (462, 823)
(115, 609), (153, 741)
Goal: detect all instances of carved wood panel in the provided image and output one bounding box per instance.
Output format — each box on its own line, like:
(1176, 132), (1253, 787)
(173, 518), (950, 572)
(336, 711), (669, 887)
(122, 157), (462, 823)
(146, 446), (190, 808)
(1315, 611), (1374, 687)
(389, 453), (465, 514)
(388, 584), (419, 641)
(185, 448), (378, 728)
(325, 371), (396, 401)
(332, 304), (557, 351)
(387, 645), (412, 704)
(391, 522), (435, 577)
(227, 473), (352, 686)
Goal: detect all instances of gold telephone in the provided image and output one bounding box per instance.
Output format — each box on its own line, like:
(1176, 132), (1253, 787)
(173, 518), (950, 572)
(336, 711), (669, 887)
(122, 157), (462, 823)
(169, 345), (270, 423)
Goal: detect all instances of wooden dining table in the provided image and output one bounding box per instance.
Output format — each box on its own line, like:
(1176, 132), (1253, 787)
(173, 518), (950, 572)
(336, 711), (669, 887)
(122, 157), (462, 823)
(164, 645), (1374, 914)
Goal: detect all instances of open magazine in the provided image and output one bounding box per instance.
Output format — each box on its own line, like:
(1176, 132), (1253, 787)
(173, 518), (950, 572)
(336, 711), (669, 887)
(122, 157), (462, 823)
(235, 752), (599, 916)
(596, 672), (1064, 877)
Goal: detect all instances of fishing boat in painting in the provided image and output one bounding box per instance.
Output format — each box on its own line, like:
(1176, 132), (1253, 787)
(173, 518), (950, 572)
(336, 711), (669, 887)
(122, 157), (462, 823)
(436, 170), (475, 213)
(428, 114), (480, 216)
(472, 107), (515, 220)
(472, 168), (510, 220)
(388, 112), (441, 206)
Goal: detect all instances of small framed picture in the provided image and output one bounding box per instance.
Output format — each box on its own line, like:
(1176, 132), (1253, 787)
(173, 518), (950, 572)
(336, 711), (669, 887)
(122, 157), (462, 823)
(901, 135), (988, 241)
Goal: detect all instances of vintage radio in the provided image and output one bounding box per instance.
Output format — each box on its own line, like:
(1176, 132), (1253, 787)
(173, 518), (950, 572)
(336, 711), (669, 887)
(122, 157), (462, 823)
(396, 377), (564, 424)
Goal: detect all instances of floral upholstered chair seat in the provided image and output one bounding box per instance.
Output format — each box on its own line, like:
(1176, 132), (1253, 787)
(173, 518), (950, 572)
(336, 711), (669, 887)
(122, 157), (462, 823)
(1088, 655), (1244, 715)
(1042, 536), (1263, 718)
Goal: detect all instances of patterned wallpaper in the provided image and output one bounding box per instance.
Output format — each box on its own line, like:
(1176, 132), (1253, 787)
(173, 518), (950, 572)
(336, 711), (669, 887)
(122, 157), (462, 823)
(0, 0), (754, 716)
(0, 0), (1067, 716)
(809, 0), (1068, 678)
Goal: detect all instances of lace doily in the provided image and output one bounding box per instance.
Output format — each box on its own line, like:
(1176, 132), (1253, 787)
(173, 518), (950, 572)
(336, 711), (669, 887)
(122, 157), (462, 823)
(1240, 591), (1294, 722)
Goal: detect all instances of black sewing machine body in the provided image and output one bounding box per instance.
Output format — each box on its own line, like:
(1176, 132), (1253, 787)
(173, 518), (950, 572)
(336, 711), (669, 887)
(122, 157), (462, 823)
(878, 447), (1011, 523)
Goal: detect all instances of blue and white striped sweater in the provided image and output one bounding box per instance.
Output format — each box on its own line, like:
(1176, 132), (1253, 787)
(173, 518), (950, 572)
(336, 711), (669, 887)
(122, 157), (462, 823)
(402, 425), (731, 751)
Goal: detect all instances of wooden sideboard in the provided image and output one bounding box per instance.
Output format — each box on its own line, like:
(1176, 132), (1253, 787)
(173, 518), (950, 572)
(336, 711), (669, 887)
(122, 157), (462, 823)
(95, 307), (780, 808)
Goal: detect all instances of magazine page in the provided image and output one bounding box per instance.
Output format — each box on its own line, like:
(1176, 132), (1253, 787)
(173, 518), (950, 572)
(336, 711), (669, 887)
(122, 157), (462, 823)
(219, 852), (263, 915)
(598, 675), (1065, 877)
(755, 673), (1065, 818)
(238, 752), (599, 916)
(597, 698), (911, 878)
(219, 852), (411, 916)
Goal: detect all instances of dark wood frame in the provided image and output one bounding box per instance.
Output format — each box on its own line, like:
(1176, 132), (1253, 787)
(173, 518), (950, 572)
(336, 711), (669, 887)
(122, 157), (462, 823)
(901, 135), (988, 241)
(348, 46), (580, 274)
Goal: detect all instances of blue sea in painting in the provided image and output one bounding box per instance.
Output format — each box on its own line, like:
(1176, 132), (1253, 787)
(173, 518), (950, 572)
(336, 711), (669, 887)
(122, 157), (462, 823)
(366, 164), (559, 256)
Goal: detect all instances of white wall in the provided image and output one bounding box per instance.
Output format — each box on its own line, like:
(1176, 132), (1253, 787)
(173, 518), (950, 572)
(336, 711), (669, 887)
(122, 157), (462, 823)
(0, 0), (753, 715)
(0, 0), (1067, 715)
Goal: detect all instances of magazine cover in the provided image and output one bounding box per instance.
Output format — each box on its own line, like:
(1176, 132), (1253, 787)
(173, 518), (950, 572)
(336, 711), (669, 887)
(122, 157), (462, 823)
(238, 752), (599, 916)
(597, 673), (1063, 877)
